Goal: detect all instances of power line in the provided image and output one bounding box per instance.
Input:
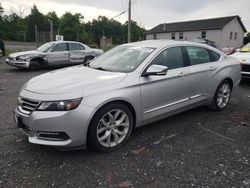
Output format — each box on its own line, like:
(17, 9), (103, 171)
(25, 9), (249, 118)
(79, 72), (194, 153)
(111, 9), (128, 20)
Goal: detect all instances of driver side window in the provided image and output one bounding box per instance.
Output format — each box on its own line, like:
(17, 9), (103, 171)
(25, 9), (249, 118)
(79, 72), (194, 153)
(151, 47), (185, 70)
(52, 43), (67, 52)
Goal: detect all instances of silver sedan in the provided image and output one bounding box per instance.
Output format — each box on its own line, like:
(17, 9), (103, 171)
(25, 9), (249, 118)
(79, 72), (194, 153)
(6, 41), (103, 70)
(14, 40), (241, 152)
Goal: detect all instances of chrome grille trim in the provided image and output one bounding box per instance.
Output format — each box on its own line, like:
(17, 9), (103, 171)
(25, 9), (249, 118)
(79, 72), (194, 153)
(18, 97), (40, 115)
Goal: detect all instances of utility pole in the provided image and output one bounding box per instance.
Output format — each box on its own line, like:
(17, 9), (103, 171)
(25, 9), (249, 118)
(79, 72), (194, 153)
(128, 0), (131, 43)
(50, 20), (53, 41)
(22, 31), (27, 50)
(34, 25), (38, 48)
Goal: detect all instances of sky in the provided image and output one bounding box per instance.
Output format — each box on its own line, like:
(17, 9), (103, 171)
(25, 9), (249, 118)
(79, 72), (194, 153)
(1, 0), (250, 31)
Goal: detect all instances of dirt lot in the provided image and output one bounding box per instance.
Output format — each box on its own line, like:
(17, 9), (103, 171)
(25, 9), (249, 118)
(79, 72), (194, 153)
(0, 59), (250, 188)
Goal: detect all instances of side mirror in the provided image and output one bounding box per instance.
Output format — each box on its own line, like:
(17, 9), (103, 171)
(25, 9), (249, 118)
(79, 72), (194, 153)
(142, 64), (168, 76)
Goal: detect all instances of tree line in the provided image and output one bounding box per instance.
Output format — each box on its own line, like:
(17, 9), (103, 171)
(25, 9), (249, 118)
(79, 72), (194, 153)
(0, 4), (145, 46)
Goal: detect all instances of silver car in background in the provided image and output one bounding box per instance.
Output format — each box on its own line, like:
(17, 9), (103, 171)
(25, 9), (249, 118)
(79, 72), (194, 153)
(6, 41), (103, 70)
(14, 40), (241, 152)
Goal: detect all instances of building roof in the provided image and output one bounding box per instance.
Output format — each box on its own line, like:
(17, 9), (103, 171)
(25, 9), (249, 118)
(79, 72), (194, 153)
(145, 15), (247, 34)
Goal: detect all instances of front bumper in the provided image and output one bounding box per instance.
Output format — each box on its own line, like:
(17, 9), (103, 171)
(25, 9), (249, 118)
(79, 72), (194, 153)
(14, 103), (95, 149)
(6, 58), (30, 68)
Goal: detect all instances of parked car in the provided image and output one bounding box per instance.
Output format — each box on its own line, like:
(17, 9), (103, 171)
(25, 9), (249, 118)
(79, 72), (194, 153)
(231, 42), (250, 79)
(0, 49), (2, 57)
(221, 47), (236, 55)
(14, 40), (241, 152)
(6, 41), (104, 70)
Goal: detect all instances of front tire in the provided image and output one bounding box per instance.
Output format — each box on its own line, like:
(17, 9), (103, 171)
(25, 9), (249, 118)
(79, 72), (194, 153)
(87, 103), (134, 152)
(210, 80), (232, 111)
(29, 60), (41, 71)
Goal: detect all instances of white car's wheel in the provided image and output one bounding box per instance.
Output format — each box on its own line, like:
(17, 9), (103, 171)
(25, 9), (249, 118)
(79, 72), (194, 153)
(88, 103), (133, 152)
(210, 80), (232, 111)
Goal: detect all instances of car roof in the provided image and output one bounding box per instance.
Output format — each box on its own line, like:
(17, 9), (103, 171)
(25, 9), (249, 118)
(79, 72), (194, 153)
(122, 40), (223, 55)
(50, 41), (83, 44)
(123, 39), (213, 49)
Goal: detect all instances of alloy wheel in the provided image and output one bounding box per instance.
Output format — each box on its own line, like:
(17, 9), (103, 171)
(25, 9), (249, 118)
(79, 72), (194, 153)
(96, 109), (130, 148)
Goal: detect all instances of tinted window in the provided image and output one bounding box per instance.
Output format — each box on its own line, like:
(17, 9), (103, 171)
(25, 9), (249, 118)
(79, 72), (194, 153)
(69, 43), (85, 51)
(52, 43), (67, 52)
(151, 47), (184, 70)
(186, 46), (210, 65)
(209, 50), (221, 62)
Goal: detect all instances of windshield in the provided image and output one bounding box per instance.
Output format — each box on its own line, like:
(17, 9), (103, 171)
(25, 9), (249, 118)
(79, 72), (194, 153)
(37, 42), (54, 52)
(89, 46), (155, 73)
(243, 42), (250, 48)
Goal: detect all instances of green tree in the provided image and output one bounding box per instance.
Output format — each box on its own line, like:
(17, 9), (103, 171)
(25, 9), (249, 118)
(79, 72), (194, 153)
(46, 11), (60, 31)
(123, 20), (145, 42)
(2, 13), (26, 41)
(26, 5), (46, 41)
(59, 12), (83, 41)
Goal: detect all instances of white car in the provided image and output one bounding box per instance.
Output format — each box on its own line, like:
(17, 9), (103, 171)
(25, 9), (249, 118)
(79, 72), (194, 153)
(6, 41), (104, 70)
(14, 40), (241, 152)
(231, 42), (250, 79)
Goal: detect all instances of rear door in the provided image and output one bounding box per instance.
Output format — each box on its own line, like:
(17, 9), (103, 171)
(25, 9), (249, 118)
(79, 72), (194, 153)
(47, 43), (69, 67)
(69, 43), (86, 65)
(140, 46), (190, 121)
(183, 46), (220, 101)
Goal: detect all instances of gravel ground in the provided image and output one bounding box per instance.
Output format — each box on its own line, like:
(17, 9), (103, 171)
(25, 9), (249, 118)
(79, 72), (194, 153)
(0, 59), (250, 188)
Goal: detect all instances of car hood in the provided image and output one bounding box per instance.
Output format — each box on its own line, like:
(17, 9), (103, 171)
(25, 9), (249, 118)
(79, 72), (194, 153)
(9, 50), (42, 58)
(24, 66), (126, 95)
(231, 52), (250, 64)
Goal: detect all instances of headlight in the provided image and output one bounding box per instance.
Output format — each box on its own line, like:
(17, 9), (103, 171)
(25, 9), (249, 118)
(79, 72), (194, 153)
(16, 55), (32, 61)
(37, 98), (82, 111)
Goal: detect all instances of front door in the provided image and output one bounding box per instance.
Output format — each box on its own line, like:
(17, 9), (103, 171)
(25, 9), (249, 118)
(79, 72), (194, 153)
(47, 43), (69, 67)
(140, 46), (190, 122)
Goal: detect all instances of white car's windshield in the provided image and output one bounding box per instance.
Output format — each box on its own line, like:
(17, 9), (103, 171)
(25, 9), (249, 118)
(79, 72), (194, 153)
(89, 46), (155, 73)
(37, 42), (54, 52)
(243, 42), (250, 48)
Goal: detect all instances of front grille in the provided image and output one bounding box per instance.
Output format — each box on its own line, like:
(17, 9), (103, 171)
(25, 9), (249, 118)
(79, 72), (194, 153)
(242, 64), (250, 72)
(19, 97), (40, 114)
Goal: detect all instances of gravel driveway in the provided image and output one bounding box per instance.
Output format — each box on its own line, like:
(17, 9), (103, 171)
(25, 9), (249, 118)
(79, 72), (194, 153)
(0, 60), (250, 187)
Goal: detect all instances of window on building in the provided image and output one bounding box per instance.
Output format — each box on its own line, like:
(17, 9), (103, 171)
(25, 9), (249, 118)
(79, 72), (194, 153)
(179, 33), (183, 40)
(201, 31), (206, 39)
(234, 32), (237, 40)
(230, 32), (233, 40)
(153, 33), (157, 40)
(171, 33), (175, 40)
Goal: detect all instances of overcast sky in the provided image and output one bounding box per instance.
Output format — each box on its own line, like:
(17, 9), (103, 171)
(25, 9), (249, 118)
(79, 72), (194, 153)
(1, 0), (250, 31)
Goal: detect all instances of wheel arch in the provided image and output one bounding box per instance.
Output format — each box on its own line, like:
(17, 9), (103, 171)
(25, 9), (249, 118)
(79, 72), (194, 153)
(88, 99), (137, 130)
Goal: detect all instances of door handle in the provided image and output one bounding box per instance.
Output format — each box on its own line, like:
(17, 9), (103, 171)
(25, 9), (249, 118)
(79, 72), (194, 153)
(178, 72), (185, 77)
(209, 66), (216, 71)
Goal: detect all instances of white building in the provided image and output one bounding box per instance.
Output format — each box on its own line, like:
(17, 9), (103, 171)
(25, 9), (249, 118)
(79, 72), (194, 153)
(145, 16), (247, 49)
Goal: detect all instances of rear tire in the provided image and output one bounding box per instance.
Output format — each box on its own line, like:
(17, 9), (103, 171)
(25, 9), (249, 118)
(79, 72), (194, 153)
(209, 80), (232, 111)
(29, 60), (41, 71)
(87, 103), (134, 152)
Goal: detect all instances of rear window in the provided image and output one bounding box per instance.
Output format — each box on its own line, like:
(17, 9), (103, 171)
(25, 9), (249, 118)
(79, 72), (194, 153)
(186, 46), (211, 65)
(209, 50), (221, 62)
(69, 43), (85, 51)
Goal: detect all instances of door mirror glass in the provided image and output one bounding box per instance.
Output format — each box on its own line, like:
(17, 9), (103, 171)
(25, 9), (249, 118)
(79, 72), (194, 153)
(143, 64), (168, 76)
